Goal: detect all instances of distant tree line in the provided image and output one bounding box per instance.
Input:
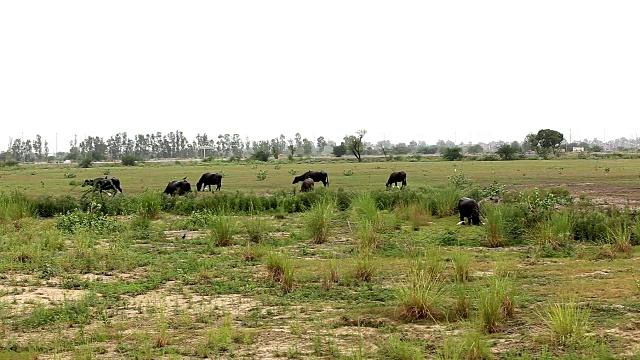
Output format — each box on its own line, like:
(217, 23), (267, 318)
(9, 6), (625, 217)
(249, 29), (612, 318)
(2, 128), (638, 163)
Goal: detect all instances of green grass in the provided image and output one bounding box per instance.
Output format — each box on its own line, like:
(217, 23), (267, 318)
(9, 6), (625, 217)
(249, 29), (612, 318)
(1, 159), (640, 359)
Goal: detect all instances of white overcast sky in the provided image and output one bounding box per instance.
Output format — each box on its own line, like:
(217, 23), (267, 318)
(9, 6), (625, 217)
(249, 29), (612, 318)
(1, 1), (639, 152)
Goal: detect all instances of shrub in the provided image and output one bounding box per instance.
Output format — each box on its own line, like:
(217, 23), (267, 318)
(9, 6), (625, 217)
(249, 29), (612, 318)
(56, 209), (121, 235)
(571, 209), (609, 243)
(78, 157), (93, 168)
(343, 169), (354, 176)
(135, 191), (162, 219)
(256, 169), (268, 181)
(121, 154), (142, 166)
(252, 150), (269, 162)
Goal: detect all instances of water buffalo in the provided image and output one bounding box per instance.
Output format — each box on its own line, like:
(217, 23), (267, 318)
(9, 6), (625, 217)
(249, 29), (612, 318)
(82, 177), (123, 195)
(292, 170), (329, 187)
(457, 197), (481, 225)
(196, 172), (223, 191)
(386, 171), (407, 189)
(300, 178), (315, 192)
(164, 179), (192, 196)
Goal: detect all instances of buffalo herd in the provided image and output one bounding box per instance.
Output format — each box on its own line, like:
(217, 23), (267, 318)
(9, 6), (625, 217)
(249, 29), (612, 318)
(80, 169), (484, 224)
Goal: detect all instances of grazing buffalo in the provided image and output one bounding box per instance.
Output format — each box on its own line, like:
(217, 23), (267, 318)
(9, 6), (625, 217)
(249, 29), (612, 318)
(292, 170), (329, 187)
(300, 178), (315, 192)
(457, 197), (481, 225)
(386, 171), (407, 189)
(82, 177), (123, 195)
(164, 179), (192, 196)
(197, 172), (223, 191)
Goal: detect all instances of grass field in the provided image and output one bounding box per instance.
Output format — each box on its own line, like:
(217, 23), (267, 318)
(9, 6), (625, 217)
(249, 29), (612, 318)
(1, 158), (640, 359)
(2, 158), (640, 205)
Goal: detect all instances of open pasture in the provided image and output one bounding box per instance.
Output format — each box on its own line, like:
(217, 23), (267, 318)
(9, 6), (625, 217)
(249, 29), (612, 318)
(1, 158), (640, 359)
(2, 158), (640, 205)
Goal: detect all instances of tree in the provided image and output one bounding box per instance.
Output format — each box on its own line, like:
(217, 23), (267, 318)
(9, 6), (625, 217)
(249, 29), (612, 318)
(332, 142), (347, 157)
(417, 145), (438, 154)
(535, 129), (564, 156)
(316, 136), (327, 154)
(302, 138), (314, 156)
(392, 143), (410, 155)
(441, 147), (463, 161)
(495, 144), (518, 160)
(466, 144), (483, 154)
(344, 129), (366, 162)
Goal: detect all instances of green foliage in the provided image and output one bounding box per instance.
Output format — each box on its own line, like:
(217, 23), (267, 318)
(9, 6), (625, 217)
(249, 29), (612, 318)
(442, 147), (464, 161)
(438, 331), (492, 360)
(244, 217), (270, 243)
(447, 172), (472, 189)
(343, 169), (354, 176)
(607, 222), (632, 253)
(538, 297), (590, 346)
(496, 144), (519, 160)
(376, 336), (424, 360)
(0, 190), (36, 222)
(304, 197), (336, 243)
(255, 169), (268, 181)
(135, 190), (162, 219)
(533, 212), (573, 257)
(332, 142), (347, 157)
(483, 203), (505, 247)
(478, 275), (515, 333)
(207, 215), (237, 247)
(395, 257), (447, 321)
(56, 208), (121, 234)
(78, 157), (93, 168)
(450, 250), (470, 283)
(64, 172), (77, 178)
(252, 150), (269, 162)
(570, 209), (609, 243)
(121, 154), (142, 166)
(479, 181), (506, 199)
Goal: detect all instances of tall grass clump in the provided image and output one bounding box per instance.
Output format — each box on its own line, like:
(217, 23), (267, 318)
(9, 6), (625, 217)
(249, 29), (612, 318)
(357, 220), (382, 251)
(0, 190), (36, 222)
(482, 203), (505, 247)
(570, 209), (609, 243)
(207, 215), (237, 247)
(321, 259), (339, 291)
(450, 250), (471, 283)
(477, 275), (516, 333)
(607, 222), (632, 253)
(304, 197), (336, 244)
(395, 257), (448, 321)
(135, 191), (162, 219)
(244, 216), (270, 243)
(432, 186), (461, 218)
(352, 252), (376, 282)
(538, 297), (590, 346)
(532, 212), (573, 256)
(395, 200), (432, 229)
(350, 192), (384, 230)
(264, 251), (295, 292)
(438, 331), (492, 360)
(376, 336), (425, 360)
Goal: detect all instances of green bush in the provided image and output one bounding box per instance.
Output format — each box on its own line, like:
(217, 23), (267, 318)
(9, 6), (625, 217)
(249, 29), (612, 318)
(121, 154), (142, 166)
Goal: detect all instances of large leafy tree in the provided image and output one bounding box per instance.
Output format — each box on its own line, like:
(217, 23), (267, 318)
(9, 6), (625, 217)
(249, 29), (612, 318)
(344, 129), (367, 162)
(496, 144), (518, 160)
(442, 147), (463, 161)
(529, 129), (564, 157)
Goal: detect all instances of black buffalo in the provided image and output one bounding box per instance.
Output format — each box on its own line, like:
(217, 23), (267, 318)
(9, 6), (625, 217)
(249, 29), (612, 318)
(82, 177), (123, 195)
(164, 179), (192, 196)
(292, 170), (329, 187)
(386, 171), (407, 189)
(457, 197), (481, 225)
(300, 178), (315, 192)
(197, 172), (223, 191)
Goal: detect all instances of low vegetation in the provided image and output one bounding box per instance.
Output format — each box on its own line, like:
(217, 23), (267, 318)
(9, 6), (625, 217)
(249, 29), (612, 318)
(0, 160), (639, 358)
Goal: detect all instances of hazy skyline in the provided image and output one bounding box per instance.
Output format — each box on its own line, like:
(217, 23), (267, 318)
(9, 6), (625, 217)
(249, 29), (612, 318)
(2, 1), (639, 152)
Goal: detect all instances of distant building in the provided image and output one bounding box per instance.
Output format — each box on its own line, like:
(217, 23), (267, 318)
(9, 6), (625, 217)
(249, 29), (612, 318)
(572, 147), (585, 152)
